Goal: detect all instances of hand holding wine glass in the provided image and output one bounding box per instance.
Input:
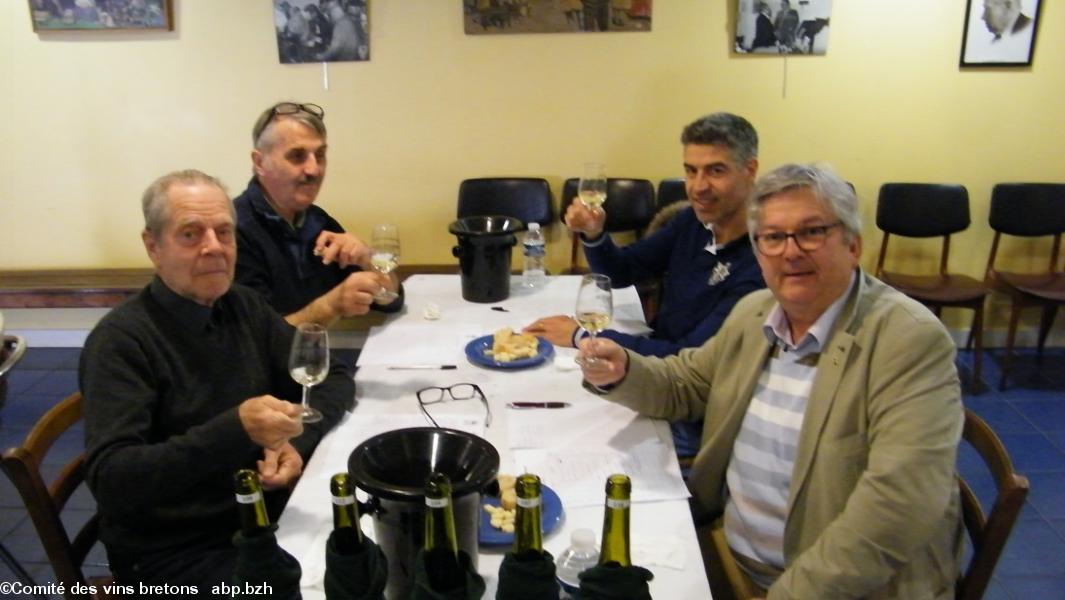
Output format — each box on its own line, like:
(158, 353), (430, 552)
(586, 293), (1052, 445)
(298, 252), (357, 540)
(370, 224), (400, 302)
(289, 323), (330, 424)
(574, 273), (613, 367)
(578, 162), (608, 213)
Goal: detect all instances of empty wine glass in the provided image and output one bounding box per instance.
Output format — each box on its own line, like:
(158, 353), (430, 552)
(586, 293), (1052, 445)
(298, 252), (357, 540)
(288, 322), (329, 424)
(578, 162), (607, 212)
(370, 224), (400, 302)
(574, 273), (613, 366)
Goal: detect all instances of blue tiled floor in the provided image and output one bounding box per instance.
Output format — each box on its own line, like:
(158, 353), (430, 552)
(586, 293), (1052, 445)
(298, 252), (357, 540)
(0, 347), (1062, 598)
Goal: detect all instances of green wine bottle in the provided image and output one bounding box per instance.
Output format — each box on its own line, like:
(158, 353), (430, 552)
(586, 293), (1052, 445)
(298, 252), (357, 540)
(234, 469), (270, 536)
(598, 473), (632, 566)
(423, 472), (463, 591)
(512, 473), (544, 556)
(330, 472), (364, 554)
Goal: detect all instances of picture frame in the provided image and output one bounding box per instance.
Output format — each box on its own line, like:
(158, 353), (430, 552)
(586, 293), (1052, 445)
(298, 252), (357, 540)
(734, 0), (834, 56)
(29, 0), (173, 32)
(274, 0), (370, 64)
(960, 0), (1040, 67)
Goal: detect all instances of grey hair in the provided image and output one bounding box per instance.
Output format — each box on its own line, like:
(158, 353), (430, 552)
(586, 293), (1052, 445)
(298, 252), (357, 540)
(141, 169), (232, 236)
(680, 113), (759, 166)
(747, 163), (861, 240)
(253, 103), (327, 151)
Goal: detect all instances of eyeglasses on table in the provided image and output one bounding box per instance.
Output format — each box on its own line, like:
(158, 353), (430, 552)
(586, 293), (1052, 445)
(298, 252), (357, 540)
(416, 383), (491, 428)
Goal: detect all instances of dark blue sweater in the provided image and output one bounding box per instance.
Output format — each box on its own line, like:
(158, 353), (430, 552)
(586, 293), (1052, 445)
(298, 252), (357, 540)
(234, 178), (403, 317)
(583, 206), (765, 357)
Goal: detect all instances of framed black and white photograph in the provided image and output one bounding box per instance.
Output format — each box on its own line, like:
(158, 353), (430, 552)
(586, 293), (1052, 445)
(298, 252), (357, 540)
(29, 0), (172, 32)
(734, 0), (833, 55)
(273, 0), (369, 64)
(961, 0), (1040, 66)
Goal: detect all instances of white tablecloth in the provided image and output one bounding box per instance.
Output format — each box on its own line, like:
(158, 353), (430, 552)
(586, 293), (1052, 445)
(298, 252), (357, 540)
(276, 275), (712, 599)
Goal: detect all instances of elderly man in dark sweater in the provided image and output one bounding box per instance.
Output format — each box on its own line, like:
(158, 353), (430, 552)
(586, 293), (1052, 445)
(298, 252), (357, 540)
(234, 102), (402, 329)
(79, 170), (354, 593)
(525, 113), (766, 457)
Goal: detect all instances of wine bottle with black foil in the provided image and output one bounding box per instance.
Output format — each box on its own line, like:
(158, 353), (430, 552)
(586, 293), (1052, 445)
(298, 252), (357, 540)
(512, 473), (544, 556)
(598, 473), (632, 566)
(330, 473), (364, 555)
(234, 469), (271, 535)
(423, 472), (463, 591)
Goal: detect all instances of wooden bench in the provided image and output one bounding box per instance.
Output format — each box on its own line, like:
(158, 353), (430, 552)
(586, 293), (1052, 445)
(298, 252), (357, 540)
(0, 266), (461, 310)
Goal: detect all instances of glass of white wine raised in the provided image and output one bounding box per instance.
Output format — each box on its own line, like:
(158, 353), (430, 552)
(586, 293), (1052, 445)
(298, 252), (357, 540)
(574, 273), (613, 367)
(370, 224), (400, 302)
(578, 162), (607, 212)
(288, 322), (329, 424)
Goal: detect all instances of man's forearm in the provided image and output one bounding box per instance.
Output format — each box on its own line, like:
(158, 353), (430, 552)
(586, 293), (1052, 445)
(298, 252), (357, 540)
(285, 293), (341, 327)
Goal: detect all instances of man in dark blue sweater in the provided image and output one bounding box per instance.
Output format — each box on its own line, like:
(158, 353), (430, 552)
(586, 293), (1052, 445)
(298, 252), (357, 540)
(80, 170), (354, 593)
(234, 102), (402, 328)
(525, 113), (766, 455)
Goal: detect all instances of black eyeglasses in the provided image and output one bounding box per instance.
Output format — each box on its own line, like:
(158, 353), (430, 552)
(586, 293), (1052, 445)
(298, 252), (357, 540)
(752, 222), (842, 256)
(416, 383), (491, 428)
(254, 102), (325, 143)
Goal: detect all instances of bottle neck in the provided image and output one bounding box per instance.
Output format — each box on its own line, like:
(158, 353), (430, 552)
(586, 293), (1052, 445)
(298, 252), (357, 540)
(600, 477), (632, 566)
(234, 470), (271, 536)
(513, 494), (544, 554)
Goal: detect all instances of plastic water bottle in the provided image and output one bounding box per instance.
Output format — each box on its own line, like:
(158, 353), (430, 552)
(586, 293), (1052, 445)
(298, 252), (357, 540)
(522, 222), (546, 288)
(555, 528), (599, 597)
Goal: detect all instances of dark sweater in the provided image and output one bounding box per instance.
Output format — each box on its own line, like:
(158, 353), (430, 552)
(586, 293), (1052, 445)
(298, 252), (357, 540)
(583, 206), (765, 357)
(233, 177), (403, 317)
(79, 278), (354, 561)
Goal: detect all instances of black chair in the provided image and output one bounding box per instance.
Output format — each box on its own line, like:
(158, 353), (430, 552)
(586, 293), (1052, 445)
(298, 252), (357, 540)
(985, 183), (1065, 390)
(875, 183), (990, 392)
(656, 178), (687, 209)
(560, 178), (656, 273)
(457, 178), (554, 229)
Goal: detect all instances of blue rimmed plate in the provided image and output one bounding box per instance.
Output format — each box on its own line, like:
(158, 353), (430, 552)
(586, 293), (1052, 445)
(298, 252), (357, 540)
(464, 335), (554, 369)
(478, 484), (564, 547)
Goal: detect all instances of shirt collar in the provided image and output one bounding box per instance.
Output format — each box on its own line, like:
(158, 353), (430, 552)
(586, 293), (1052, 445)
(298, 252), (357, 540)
(762, 270), (858, 353)
(149, 276), (217, 332)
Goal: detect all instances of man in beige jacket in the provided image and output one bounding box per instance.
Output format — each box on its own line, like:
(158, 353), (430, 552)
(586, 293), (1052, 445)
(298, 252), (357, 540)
(579, 163), (963, 599)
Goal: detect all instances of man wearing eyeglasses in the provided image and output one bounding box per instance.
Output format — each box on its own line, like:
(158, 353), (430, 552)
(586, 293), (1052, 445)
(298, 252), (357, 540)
(233, 102), (402, 329)
(578, 164), (963, 599)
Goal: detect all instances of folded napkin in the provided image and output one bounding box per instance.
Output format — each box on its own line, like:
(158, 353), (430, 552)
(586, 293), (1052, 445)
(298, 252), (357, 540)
(576, 563), (654, 600)
(553, 348), (582, 371)
(632, 534), (686, 571)
(495, 550), (560, 600)
(409, 549), (486, 600)
(232, 524), (303, 600)
(323, 531), (388, 600)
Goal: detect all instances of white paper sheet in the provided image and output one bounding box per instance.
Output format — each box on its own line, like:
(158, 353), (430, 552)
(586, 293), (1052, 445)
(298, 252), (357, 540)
(513, 440), (690, 508)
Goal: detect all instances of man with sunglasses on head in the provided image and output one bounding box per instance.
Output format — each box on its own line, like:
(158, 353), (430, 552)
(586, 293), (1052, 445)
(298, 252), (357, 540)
(234, 102), (402, 330)
(577, 164), (963, 599)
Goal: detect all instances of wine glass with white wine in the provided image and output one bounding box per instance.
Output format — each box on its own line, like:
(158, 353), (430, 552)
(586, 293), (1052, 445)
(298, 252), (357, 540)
(578, 162), (608, 212)
(574, 273), (613, 366)
(370, 224), (400, 302)
(288, 322), (329, 424)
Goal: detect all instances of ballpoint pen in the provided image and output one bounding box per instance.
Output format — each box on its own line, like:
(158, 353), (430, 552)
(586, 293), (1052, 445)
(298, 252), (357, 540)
(386, 365), (457, 370)
(506, 402), (571, 409)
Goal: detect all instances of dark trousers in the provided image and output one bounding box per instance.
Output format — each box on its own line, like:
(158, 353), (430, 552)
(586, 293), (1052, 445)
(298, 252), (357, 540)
(109, 541), (237, 599)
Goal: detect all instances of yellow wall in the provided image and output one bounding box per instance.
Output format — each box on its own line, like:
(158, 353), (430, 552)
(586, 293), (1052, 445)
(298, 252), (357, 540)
(2, 1), (1063, 332)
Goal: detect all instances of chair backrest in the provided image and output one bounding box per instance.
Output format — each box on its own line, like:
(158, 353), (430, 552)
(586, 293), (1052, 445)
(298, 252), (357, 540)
(457, 178), (554, 228)
(986, 183), (1065, 275)
(560, 178), (657, 233)
(1, 392), (107, 596)
(877, 183), (971, 238)
(875, 183), (970, 279)
(656, 178), (687, 209)
(956, 408), (1029, 600)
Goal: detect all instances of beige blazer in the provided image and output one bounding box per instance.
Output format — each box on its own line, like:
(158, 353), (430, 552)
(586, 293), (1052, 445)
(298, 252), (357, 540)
(603, 271), (964, 599)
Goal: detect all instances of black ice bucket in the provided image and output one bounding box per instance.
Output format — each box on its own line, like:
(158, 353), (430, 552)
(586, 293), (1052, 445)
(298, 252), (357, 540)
(449, 215), (523, 303)
(348, 427), (500, 599)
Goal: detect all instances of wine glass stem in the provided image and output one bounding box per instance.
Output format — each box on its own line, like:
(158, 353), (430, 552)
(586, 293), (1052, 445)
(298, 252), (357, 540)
(302, 384), (311, 411)
(586, 332), (599, 364)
